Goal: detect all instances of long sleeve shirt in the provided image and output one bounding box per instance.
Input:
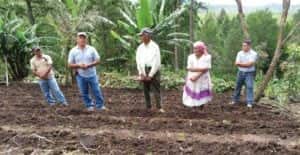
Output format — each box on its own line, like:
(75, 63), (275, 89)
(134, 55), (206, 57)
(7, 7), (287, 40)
(136, 40), (161, 77)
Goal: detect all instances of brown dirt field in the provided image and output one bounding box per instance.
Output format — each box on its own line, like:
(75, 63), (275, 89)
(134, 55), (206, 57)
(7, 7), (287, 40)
(0, 83), (300, 154)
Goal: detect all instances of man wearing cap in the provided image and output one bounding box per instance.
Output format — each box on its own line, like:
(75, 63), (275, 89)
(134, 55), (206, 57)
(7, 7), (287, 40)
(230, 40), (258, 108)
(30, 47), (68, 106)
(68, 32), (105, 111)
(136, 28), (164, 112)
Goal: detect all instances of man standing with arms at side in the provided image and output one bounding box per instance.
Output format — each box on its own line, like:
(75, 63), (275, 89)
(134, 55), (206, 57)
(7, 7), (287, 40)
(68, 32), (106, 111)
(230, 40), (258, 108)
(30, 47), (68, 106)
(136, 28), (164, 113)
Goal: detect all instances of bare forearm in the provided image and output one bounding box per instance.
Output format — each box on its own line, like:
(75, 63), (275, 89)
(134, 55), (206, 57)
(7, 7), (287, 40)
(42, 66), (52, 77)
(187, 67), (208, 73)
(236, 62), (254, 68)
(44, 66), (52, 75)
(87, 60), (100, 68)
(69, 63), (81, 69)
(32, 71), (39, 77)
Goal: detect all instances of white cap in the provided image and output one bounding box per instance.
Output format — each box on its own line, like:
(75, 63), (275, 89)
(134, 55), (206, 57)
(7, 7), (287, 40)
(77, 32), (87, 37)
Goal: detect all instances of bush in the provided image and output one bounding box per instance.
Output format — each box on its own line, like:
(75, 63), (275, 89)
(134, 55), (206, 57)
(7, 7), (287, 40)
(100, 71), (140, 89)
(99, 67), (236, 93)
(212, 76), (235, 93)
(264, 44), (300, 104)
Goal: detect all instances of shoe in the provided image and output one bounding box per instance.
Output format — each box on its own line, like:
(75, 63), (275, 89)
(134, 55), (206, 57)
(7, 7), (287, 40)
(97, 106), (107, 111)
(61, 102), (69, 106)
(247, 104), (253, 108)
(87, 107), (95, 112)
(48, 103), (56, 106)
(229, 101), (236, 105)
(159, 108), (165, 113)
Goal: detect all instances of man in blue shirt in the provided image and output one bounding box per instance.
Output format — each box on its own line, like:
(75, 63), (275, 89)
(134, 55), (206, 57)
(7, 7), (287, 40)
(231, 40), (258, 108)
(68, 32), (105, 111)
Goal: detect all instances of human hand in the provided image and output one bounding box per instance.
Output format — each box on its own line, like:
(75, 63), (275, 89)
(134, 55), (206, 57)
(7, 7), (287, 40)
(190, 76), (198, 82)
(79, 63), (89, 69)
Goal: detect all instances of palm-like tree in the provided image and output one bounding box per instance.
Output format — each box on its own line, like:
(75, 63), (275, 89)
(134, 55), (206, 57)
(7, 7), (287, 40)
(0, 12), (39, 80)
(45, 0), (114, 84)
(110, 0), (190, 73)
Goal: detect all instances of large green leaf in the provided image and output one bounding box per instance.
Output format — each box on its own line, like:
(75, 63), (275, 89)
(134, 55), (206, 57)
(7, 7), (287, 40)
(117, 20), (136, 34)
(136, 0), (153, 29)
(0, 18), (3, 29)
(110, 30), (131, 50)
(120, 10), (137, 28)
(158, 0), (166, 22)
(64, 0), (78, 17)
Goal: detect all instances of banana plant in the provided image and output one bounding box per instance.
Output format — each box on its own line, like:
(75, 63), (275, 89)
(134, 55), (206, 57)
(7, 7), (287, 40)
(110, 0), (190, 72)
(46, 0), (115, 84)
(0, 14), (38, 80)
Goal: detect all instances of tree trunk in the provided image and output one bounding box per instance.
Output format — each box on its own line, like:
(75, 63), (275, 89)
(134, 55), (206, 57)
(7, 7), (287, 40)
(4, 56), (9, 86)
(174, 45), (179, 70)
(189, 0), (195, 53)
(255, 0), (291, 102)
(25, 0), (35, 25)
(64, 39), (73, 86)
(174, 0), (179, 71)
(235, 0), (250, 40)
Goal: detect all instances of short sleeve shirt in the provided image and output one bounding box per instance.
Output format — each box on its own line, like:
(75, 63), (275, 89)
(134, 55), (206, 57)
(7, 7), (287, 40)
(235, 50), (258, 72)
(68, 45), (100, 78)
(30, 54), (54, 79)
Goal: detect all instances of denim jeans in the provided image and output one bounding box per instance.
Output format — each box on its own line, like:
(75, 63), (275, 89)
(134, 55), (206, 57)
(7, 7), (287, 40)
(232, 71), (255, 105)
(39, 77), (67, 105)
(76, 74), (105, 108)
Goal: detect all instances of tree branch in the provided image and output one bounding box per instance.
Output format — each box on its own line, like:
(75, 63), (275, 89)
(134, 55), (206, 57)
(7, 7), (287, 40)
(255, 0), (291, 102)
(235, 0), (250, 40)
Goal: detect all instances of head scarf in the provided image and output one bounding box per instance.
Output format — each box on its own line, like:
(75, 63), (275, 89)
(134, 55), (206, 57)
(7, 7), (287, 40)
(193, 41), (208, 55)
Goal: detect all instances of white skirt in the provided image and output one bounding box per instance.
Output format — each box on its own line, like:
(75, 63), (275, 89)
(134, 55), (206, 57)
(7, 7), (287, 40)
(182, 72), (213, 107)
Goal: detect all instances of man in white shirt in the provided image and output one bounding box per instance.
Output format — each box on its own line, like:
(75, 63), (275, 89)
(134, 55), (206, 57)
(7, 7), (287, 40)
(231, 40), (258, 108)
(136, 28), (164, 112)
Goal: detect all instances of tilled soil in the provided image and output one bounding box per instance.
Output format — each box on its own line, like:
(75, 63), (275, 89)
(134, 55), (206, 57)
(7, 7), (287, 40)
(0, 83), (300, 155)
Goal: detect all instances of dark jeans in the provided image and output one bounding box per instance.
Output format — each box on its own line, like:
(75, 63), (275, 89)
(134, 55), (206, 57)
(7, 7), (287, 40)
(232, 71), (255, 105)
(143, 67), (161, 109)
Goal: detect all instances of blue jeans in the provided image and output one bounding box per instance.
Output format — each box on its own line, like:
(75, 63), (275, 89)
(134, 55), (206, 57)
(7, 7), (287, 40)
(232, 71), (255, 105)
(76, 75), (105, 108)
(39, 77), (67, 105)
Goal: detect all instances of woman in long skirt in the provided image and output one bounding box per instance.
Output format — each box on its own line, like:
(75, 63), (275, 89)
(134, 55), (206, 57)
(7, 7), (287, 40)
(183, 41), (213, 107)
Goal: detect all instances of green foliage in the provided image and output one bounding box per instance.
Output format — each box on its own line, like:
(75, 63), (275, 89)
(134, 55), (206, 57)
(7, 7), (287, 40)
(198, 12), (243, 76)
(100, 67), (235, 93)
(291, 9), (300, 44)
(101, 72), (140, 89)
(293, 9), (300, 23)
(247, 10), (279, 72)
(281, 44), (300, 98)
(0, 13), (38, 80)
(265, 79), (290, 104)
(100, 67), (186, 90)
(198, 13), (219, 45)
(265, 44), (300, 104)
(136, 0), (153, 29)
(212, 76), (235, 93)
(160, 68), (185, 89)
(110, 0), (189, 72)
